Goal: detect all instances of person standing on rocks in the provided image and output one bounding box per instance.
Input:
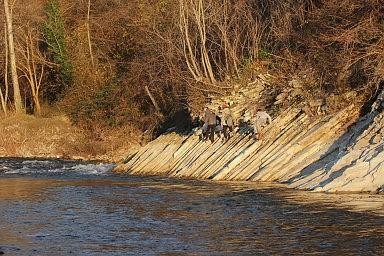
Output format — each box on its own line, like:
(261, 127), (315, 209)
(199, 115), (208, 141)
(222, 102), (234, 140)
(203, 106), (217, 143)
(252, 107), (272, 140)
(215, 108), (223, 138)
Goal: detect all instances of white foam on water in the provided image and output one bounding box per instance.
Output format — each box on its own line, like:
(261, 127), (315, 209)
(22, 160), (52, 165)
(1, 160), (116, 176)
(2, 165), (45, 174)
(66, 163), (117, 175)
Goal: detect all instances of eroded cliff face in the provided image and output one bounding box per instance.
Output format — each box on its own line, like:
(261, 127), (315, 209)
(114, 82), (384, 193)
(290, 90), (384, 192)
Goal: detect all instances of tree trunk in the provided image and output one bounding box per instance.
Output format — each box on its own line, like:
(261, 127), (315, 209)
(179, 0), (217, 85)
(145, 85), (163, 118)
(86, 0), (94, 68)
(20, 30), (44, 116)
(0, 24), (9, 115)
(4, 0), (24, 114)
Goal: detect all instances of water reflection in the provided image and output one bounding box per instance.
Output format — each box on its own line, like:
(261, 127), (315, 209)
(0, 178), (64, 200)
(0, 159), (383, 255)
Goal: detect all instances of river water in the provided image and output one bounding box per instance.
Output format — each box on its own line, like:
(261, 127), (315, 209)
(0, 158), (384, 255)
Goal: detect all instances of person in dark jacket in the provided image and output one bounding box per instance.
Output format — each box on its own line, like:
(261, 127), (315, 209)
(221, 102), (234, 140)
(215, 113), (222, 138)
(203, 107), (216, 142)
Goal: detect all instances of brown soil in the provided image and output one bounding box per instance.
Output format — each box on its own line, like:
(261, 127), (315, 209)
(0, 114), (139, 162)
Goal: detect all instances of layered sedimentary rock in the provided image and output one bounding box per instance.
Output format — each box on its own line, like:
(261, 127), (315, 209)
(289, 90), (384, 192)
(114, 83), (384, 193)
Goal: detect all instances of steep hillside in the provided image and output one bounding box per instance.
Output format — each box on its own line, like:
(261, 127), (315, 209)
(114, 78), (384, 193)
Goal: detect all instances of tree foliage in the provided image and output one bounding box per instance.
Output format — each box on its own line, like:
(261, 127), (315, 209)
(42, 0), (72, 100)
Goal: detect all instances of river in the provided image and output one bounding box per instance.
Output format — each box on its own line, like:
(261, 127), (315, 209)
(0, 158), (383, 255)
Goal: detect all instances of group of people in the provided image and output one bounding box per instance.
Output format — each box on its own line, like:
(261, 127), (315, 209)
(199, 102), (272, 143)
(200, 103), (234, 143)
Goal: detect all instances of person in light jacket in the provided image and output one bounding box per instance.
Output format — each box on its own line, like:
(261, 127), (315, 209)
(252, 107), (272, 140)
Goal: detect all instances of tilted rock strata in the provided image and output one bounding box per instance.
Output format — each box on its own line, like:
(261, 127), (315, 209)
(114, 88), (384, 193)
(290, 107), (384, 192)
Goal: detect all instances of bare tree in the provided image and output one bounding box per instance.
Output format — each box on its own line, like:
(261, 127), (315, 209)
(16, 27), (47, 115)
(213, 1), (263, 77)
(4, 0), (24, 114)
(179, 0), (263, 87)
(0, 24), (9, 115)
(179, 0), (216, 85)
(86, 0), (94, 68)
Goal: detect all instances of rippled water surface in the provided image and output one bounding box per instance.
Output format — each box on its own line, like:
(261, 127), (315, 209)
(1, 158), (384, 255)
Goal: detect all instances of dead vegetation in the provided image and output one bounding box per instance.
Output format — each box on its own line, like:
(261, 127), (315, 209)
(260, 0), (384, 112)
(0, 0), (383, 143)
(0, 113), (137, 161)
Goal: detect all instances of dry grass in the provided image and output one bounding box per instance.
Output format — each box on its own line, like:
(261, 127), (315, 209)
(0, 113), (139, 162)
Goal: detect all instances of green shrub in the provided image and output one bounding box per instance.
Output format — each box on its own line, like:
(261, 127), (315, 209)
(259, 48), (271, 60)
(69, 79), (144, 130)
(42, 0), (72, 97)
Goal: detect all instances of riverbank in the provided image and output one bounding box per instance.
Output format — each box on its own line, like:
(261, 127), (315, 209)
(0, 114), (139, 162)
(114, 82), (384, 193)
(1, 84), (383, 193)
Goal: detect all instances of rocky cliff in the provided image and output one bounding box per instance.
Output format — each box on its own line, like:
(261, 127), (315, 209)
(114, 80), (384, 193)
